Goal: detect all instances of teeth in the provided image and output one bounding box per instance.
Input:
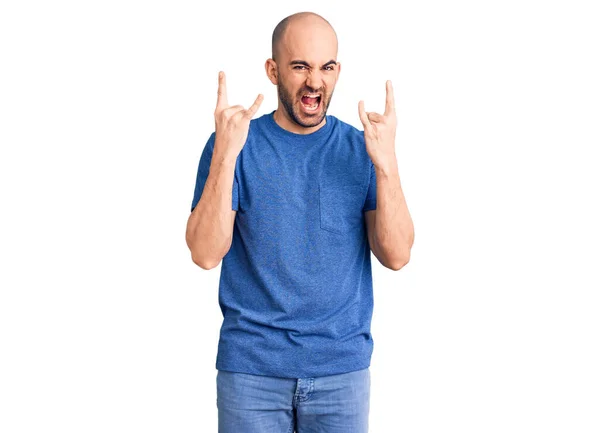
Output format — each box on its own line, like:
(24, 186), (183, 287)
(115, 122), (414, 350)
(301, 93), (320, 110)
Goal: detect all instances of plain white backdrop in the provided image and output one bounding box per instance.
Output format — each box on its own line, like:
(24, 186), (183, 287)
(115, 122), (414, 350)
(1, 0), (599, 432)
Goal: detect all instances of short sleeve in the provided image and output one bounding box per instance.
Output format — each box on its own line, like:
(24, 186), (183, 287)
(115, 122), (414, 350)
(362, 160), (377, 212)
(190, 132), (240, 212)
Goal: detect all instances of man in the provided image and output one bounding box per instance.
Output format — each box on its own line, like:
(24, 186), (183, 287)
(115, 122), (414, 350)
(185, 11), (414, 433)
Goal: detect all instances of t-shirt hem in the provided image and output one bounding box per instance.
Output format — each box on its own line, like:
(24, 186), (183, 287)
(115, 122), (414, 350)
(216, 358), (371, 379)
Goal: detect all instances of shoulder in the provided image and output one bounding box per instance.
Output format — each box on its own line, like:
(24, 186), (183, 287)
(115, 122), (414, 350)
(248, 111), (271, 134)
(329, 115), (365, 142)
(329, 115), (374, 170)
(328, 115), (369, 160)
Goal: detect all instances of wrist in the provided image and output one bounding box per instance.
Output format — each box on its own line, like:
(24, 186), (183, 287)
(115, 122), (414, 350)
(212, 151), (238, 168)
(374, 155), (399, 177)
(212, 142), (238, 165)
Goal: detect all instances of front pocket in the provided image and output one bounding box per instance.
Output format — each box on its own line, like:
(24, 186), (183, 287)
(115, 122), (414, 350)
(319, 182), (364, 234)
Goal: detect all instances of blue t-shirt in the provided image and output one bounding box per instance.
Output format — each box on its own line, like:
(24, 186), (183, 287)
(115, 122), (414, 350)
(191, 110), (377, 378)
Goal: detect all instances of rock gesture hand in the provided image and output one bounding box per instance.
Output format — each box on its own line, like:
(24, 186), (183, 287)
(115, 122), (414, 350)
(358, 80), (398, 168)
(213, 71), (263, 162)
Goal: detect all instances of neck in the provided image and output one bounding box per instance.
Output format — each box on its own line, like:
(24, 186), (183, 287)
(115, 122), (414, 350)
(273, 105), (327, 135)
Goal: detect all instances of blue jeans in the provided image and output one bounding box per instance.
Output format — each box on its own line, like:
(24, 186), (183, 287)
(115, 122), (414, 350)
(216, 367), (370, 432)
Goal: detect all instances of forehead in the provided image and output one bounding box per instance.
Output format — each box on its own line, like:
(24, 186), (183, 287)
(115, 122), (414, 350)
(279, 20), (338, 63)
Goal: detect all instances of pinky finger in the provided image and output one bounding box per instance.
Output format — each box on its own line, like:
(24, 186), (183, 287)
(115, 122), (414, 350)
(245, 94), (264, 119)
(358, 100), (371, 131)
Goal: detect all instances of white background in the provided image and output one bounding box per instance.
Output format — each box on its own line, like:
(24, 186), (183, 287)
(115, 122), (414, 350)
(1, 0), (599, 432)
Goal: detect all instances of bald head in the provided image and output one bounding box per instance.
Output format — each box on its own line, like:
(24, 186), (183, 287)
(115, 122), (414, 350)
(271, 12), (338, 62)
(265, 11), (341, 132)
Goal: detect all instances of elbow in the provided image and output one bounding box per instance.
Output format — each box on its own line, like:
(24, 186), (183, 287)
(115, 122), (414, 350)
(188, 239), (222, 270)
(191, 253), (220, 270)
(186, 228), (230, 270)
(388, 248), (411, 271)
(391, 236), (414, 270)
(186, 237), (215, 270)
(389, 257), (409, 271)
(388, 262), (402, 271)
(189, 240), (232, 270)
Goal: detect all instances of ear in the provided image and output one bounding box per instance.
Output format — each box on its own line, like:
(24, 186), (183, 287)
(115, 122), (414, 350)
(336, 61), (342, 81)
(265, 58), (278, 85)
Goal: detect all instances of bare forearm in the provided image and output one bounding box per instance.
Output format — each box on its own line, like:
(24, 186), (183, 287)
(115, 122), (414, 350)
(373, 157), (414, 269)
(186, 150), (237, 269)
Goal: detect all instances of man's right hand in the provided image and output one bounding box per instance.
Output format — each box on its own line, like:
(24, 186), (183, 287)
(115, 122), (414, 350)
(213, 71), (263, 162)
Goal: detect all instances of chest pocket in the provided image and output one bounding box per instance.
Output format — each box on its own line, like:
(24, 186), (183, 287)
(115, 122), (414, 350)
(318, 181), (365, 234)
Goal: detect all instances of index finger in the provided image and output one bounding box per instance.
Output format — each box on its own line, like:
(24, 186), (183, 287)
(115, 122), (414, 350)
(384, 80), (395, 116)
(216, 71), (228, 109)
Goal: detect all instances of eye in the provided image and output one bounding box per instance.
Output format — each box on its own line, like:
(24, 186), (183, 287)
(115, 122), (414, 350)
(324, 65), (334, 71)
(293, 65), (308, 70)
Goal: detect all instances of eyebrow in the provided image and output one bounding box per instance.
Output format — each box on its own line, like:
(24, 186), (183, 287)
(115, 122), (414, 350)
(290, 60), (337, 68)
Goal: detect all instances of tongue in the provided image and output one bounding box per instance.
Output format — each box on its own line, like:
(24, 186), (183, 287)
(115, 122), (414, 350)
(302, 96), (318, 105)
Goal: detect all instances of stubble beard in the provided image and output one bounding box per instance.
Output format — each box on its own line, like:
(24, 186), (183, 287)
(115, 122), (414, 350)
(277, 80), (333, 128)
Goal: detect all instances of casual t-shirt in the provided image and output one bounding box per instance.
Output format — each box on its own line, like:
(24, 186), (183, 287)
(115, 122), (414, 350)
(190, 110), (377, 378)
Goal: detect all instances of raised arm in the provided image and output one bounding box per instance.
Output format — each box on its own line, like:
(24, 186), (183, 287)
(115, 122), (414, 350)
(185, 71), (263, 269)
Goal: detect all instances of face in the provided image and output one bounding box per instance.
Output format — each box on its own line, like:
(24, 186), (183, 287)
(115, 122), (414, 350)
(267, 20), (341, 128)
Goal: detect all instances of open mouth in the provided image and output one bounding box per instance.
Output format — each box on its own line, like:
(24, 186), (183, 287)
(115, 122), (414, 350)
(300, 93), (321, 112)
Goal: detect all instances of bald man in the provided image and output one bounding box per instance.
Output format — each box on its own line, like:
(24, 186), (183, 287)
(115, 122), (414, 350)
(186, 11), (414, 433)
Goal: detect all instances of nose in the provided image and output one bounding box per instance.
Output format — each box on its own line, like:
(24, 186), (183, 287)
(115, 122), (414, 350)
(305, 69), (324, 91)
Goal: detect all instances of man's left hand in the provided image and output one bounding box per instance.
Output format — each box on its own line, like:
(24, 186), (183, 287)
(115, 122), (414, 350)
(358, 80), (398, 169)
